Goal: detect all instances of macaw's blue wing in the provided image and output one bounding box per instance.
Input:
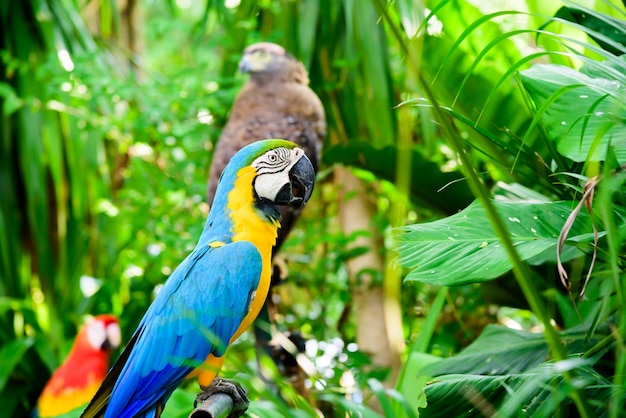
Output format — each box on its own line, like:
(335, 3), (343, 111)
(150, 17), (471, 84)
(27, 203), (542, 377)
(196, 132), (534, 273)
(82, 240), (262, 418)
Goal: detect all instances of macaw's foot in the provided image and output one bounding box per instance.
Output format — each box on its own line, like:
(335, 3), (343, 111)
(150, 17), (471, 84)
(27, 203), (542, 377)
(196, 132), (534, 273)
(192, 378), (250, 418)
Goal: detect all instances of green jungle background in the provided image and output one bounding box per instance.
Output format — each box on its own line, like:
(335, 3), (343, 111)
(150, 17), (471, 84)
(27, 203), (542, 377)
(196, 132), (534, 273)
(1, 0), (625, 416)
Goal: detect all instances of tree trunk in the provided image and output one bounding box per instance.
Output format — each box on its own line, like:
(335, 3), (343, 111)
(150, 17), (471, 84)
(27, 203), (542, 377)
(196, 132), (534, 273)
(335, 166), (402, 398)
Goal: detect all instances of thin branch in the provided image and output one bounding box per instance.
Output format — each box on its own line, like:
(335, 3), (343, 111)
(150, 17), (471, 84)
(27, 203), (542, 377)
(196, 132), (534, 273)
(189, 393), (234, 418)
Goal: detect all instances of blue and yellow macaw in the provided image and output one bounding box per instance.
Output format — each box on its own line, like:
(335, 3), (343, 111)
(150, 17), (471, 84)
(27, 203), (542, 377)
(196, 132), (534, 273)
(80, 139), (315, 418)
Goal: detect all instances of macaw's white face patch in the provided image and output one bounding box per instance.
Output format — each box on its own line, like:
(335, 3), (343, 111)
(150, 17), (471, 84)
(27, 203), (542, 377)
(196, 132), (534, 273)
(86, 318), (121, 350)
(252, 147), (304, 201)
(86, 318), (107, 350)
(106, 321), (121, 348)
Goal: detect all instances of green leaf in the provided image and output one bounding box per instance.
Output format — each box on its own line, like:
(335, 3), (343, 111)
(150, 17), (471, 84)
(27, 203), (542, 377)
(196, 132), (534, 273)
(323, 141), (474, 214)
(317, 393), (383, 418)
(419, 373), (510, 418)
(295, 0), (320, 69)
(161, 387), (195, 418)
(553, 6), (626, 56)
(0, 82), (22, 115)
(345, 0), (396, 147)
(417, 325), (613, 416)
(396, 199), (594, 286)
(419, 360), (613, 418)
(396, 352), (441, 414)
(407, 287), (448, 354)
(367, 378), (399, 418)
(519, 63), (626, 163)
(394, 0), (425, 38)
(0, 337), (34, 391)
(421, 325), (549, 377)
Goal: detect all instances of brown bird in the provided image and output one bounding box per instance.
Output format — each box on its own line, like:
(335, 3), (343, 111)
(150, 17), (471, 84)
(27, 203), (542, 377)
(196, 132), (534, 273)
(205, 42), (325, 398)
(207, 42), (326, 253)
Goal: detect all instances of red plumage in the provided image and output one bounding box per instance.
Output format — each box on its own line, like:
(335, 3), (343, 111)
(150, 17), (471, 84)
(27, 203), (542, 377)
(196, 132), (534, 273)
(37, 314), (120, 418)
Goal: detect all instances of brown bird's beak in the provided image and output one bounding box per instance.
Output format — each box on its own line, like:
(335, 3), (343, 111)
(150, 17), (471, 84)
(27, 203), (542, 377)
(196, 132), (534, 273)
(239, 53), (267, 73)
(275, 154), (315, 208)
(238, 56), (252, 73)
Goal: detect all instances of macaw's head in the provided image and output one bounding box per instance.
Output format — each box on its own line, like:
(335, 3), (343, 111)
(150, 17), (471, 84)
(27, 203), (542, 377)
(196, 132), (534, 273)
(214, 139), (315, 224)
(238, 42), (309, 85)
(78, 314), (121, 352)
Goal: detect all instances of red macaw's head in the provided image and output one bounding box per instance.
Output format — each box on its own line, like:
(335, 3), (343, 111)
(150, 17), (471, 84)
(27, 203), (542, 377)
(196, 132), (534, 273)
(37, 314), (121, 417)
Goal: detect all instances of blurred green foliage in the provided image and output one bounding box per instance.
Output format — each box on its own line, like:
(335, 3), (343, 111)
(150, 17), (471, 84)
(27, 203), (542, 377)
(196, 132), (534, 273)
(1, 0), (625, 417)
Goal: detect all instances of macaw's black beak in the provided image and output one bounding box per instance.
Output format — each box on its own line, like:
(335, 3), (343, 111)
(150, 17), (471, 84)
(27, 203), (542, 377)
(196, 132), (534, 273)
(275, 153), (315, 208)
(101, 338), (113, 351)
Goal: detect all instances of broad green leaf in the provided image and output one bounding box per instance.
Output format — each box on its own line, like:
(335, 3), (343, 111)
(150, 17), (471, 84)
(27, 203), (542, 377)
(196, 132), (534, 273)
(417, 325), (613, 416)
(420, 323), (610, 376)
(419, 361), (612, 418)
(421, 325), (549, 377)
(396, 199), (594, 286)
(419, 373), (510, 418)
(498, 361), (613, 417)
(519, 63), (626, 163)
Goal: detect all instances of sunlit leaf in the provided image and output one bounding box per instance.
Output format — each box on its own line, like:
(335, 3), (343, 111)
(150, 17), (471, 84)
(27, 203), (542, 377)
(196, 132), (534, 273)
(519, 62), (626, 163)
(396, 199), (596, 285)
(394, 0), (425, 38)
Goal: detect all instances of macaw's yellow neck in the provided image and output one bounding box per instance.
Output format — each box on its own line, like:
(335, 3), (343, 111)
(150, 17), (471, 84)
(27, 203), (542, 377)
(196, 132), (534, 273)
(227, 165), (280, 340)
(195, 166), (282, 389)
(228, 166), (280, 253)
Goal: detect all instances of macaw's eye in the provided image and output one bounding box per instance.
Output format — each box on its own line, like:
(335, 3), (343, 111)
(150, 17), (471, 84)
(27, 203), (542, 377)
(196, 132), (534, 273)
(253, 147), (291, 175)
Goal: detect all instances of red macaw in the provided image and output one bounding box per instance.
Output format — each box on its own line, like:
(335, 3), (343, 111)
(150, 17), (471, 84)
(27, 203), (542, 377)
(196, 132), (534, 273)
(36, 315), (121, 418)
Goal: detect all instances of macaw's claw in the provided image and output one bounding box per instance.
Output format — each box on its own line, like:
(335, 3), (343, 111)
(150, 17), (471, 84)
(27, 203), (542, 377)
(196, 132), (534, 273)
(194, 378), (250, 418)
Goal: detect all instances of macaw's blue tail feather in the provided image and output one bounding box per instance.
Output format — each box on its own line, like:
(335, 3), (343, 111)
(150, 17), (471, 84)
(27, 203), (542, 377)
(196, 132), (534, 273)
(110, 365), (188, 418)
(81, 330), (142, 418)
(114, 390), (174, 418)
(81, 327), (177, 418)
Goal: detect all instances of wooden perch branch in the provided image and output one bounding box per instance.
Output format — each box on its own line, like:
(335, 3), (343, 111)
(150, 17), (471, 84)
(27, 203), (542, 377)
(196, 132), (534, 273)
(188, 393), (234, 418)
